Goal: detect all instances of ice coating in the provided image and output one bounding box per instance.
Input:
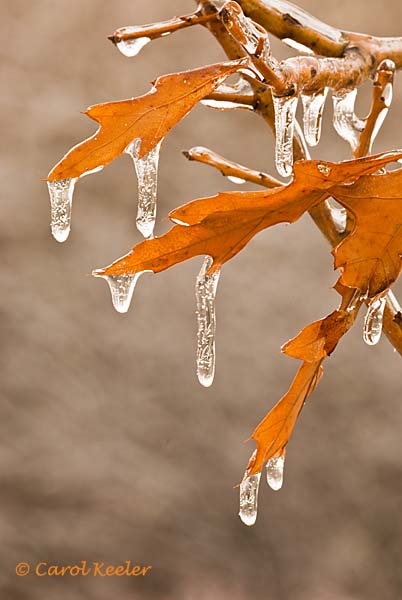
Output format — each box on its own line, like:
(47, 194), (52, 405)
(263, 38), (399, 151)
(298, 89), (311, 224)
(125, 139), (163, 239)
(363, 296), (386, 345)
(195, 256), (220, 387)
(266, 455), (285, 491)
(239, 468), (261, 526)
(301, 88), (328, 146)
(47, 178), (77, 242)
(227, 175), (246, 184)
(273, 94), (299, 177)
(202, 77), (254, 111)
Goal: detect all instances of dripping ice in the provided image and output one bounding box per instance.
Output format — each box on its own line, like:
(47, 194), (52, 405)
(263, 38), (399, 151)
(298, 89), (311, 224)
(301, 88), (328, 147)
(47, 178), (77, 242)
(266, 454), (285, 491)
(332, 89), (364, 151)
(363, 296), (386, 346)
(125, 139), (162, 239)
(195, 256), (220, 387)
(92, 270), (150, 313)
(239, 464), (261, 526)
(273, 94), (298, 177)
(115, 27), (151, 57)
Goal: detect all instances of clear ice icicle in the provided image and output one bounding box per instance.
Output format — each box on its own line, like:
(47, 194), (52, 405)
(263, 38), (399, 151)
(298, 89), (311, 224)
(116, 31), (151, 57)
(93, 271), (149, 313)
(266, 454), (285, 491)
(195, 256), (220, 387)
(239, 469), (261, 526)
(47, 178), (77, 242)
(125, 139), (163, 239)
(273, 94), (298, 177)
(363, 296), (386, 346)
(327, 199), (347, 234)
(301, 88), (328, 146)
(332, 89), (364, 151)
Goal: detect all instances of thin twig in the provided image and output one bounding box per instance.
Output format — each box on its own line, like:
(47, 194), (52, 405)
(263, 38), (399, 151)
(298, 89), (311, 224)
(108, 10), (218, 45)
(183, 146), (282, 187)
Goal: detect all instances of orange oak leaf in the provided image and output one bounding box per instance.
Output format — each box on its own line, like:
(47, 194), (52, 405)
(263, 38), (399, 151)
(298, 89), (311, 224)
(246, 360), (323, 476)
(246, 284), (359, 476)
(96, 152), (402, 277)
(47, 61), (246, 181)
(332, 166), (402, 297)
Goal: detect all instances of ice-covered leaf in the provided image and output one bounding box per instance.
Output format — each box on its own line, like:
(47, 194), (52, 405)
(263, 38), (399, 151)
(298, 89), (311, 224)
(47, 61), (245, 181)
(333, 165), (402, 296)
(95, 152), (402, 279)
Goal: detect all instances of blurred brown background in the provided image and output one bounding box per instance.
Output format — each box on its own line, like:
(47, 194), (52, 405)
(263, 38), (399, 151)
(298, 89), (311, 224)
(1, 1), (402, 599)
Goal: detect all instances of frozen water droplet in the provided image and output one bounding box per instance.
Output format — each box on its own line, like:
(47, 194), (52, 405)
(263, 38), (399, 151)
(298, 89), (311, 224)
(266, 454), (285, 491)
(239, 470), (261, 526)
(195, 256), (220, 387)
(317, 163), (331, 176)
(117, 35), (151, 57)
(47, 178), (77, 242)
(301, 88), (328, 146)
(363, 296), (386, 345)
(125, 139), (163, 238)
(227, 175), (246, 184)
(273, 94), (298, 177)
(93, 271), (150, 313)
(332, 89), (364, 151)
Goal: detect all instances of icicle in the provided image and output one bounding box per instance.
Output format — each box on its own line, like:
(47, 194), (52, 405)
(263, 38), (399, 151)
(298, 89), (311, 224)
(227, 176), (246, 184)
(115, 27), (151, 57)
(273, 94), (298, 177)
(332, 89), (364, 151)
(327, 199), (347, 234)
(363, 296), (386, 346)
(125, 139), (163, 239)
(92, 270), (151, 313)
(47, 178), (77, 242)
(301, 88), (328, 147)
(266, 454), (285, 491)
(195, 256), (220, 387)
(239, 470), (261, 526)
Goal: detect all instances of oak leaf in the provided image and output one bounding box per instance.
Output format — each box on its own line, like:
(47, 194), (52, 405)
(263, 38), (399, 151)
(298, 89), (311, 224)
(332, 166), (402, 296)
(47, 61), (246, 181)
(97, 152), (402, 277)
(247, 285), (359, 476)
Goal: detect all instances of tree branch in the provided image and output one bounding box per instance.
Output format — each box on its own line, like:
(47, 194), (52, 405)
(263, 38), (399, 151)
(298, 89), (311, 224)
(195, 0), (402, 356)
(183, 146), (282, 187)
